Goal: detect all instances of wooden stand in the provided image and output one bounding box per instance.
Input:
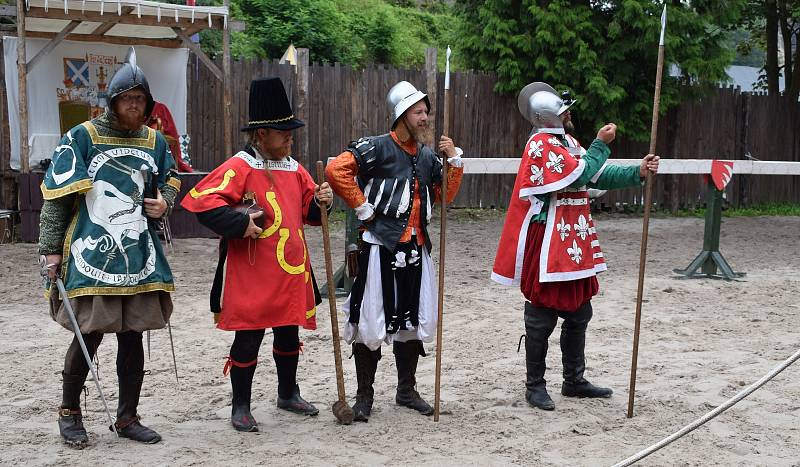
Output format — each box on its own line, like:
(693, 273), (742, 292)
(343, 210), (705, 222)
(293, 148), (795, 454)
(673, 179), (745, 280)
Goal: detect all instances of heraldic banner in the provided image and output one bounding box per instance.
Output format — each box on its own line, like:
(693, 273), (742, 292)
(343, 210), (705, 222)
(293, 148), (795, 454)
(3, 37), (188, 170)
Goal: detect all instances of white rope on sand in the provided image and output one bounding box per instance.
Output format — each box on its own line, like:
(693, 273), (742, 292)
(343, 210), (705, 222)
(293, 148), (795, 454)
(613, 348), (800, 467)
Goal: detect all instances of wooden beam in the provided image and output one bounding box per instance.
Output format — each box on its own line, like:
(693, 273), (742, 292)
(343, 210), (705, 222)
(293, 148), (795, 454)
(25, 6), (226, 31)
(457, 158), (800, 175)
(91, 6), (135, 35)
(15, 0), (29, 173)
(26, 20), (81, 73)
(182, 23), (205, 37)
(26, 30), (181, 48)
(172, 27), (222, 81)
(221, 0), (232, 157)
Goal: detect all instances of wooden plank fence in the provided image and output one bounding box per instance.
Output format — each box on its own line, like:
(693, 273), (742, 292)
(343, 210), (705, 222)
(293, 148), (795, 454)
(2, 46), (800, 241)
(184, 55), (800, 212)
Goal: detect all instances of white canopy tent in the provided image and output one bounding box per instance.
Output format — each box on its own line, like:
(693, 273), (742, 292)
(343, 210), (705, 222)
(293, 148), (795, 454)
(2, 0), (239, 172)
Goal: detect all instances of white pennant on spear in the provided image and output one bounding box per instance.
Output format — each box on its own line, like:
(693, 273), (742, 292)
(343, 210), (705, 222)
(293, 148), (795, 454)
(627, 4), (667, 419)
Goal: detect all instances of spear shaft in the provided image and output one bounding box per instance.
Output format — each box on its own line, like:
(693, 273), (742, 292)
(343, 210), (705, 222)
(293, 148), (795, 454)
(434, 46), (452, 422)
(627, 5), (667, 419)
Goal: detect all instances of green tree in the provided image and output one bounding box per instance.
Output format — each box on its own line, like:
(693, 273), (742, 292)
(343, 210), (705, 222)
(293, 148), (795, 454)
(456, 0), (745, 142)
(737, 0), (800, 99)
(210, 0), (462, 68)
(231, 0), (359, 64)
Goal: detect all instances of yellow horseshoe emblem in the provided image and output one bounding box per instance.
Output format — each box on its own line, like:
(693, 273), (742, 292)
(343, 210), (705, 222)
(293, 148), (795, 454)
(258, 191), (282, 238)
(277, 228), (307, 275)
(189, 169), (236, 198)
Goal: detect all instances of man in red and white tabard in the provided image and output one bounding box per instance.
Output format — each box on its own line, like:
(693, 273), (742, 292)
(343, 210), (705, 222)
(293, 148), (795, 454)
(493, 82), (659, 410)
(181, 77), (332, 432)
(326, 81), (464, 421)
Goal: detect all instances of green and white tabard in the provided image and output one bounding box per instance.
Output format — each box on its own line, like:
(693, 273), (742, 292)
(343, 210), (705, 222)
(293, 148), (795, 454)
(41, 121), (179, 298)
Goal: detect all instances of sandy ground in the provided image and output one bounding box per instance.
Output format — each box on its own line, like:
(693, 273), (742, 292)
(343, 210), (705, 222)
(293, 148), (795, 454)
(0, 211), (799, 466)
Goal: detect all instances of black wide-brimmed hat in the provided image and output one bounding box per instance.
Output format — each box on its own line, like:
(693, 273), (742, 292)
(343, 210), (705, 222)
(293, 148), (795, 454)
(240, 77), (305, 131)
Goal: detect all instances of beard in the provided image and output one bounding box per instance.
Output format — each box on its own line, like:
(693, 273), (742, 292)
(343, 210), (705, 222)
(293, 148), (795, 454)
(113, 106), (144, 131)
(404, 119), (427, 142)
(563, 119), (575, 134)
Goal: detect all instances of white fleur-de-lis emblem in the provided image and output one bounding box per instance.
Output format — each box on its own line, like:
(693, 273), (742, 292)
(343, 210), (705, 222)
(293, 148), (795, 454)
(530, 165), (545, 185)
(557, 217), (571, 241)
(573, 215), (590, 240)
(567, 239), (582, 264)
(546, 151), (565, 173)
(548, 137), (562, 147)
(528, 140), (544, 159)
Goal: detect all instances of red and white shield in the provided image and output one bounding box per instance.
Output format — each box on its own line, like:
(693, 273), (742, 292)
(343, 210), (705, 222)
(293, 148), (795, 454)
(711, 160), (734, 190)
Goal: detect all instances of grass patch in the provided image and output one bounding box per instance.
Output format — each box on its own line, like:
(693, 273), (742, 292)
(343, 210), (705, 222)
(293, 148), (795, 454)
(673, 203), (800, 218)
(330, 203), (800, 223)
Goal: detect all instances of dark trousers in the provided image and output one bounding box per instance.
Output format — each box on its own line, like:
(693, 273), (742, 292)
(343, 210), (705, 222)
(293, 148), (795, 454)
(523, 301), (593, 389)
(230, 326), (300, 399)
(62, 330), (145, 419)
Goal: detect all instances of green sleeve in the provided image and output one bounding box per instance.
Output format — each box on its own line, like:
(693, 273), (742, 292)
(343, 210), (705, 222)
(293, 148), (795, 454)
(38, 194), (76, 255)
(589, 164), (642, 190)
(569, 139), (611, 188)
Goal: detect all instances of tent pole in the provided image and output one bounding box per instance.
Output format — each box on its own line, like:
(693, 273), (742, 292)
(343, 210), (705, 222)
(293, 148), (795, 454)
(16, 0), (29, 173)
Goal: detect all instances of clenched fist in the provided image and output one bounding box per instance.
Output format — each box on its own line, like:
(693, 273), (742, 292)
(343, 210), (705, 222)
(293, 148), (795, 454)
(596, 123), (617, 144)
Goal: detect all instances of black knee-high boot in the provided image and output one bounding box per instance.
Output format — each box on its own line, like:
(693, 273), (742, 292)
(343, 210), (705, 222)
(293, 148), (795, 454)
(228, 329), (264, 432)
(229, 360), (258, 432)
(59, 333), (103, 448)
(560, 302), (612, 398)
(352, 343), (381, 422)
(393, 340), (433, 415)
(114, 331), (161, 444)
(524, 302), (558, 410)
(273, 326), (318, 416)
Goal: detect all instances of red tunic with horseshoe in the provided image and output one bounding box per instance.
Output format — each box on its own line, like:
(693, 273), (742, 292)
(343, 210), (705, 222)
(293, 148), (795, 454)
(181, 152), (318, 331)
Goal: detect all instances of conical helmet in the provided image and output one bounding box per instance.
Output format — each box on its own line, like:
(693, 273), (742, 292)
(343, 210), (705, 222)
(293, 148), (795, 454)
(107, 47), (155, 119)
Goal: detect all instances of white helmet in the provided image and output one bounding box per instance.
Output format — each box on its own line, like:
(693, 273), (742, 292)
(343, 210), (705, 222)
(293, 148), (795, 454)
(386, 81), (430, 129)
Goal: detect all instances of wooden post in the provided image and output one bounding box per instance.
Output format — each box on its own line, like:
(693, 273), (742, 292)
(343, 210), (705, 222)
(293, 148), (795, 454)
(738, 92), (751, 208)
(15, 0), (29, 173)
(222, 0), (232, 157)
(295, 48), (309, 167)
(424, 47), (437, 148)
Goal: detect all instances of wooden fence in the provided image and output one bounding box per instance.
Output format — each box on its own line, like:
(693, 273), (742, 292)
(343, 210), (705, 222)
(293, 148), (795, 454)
(183, 53), (800, 212)
(2, 47), (800, 241)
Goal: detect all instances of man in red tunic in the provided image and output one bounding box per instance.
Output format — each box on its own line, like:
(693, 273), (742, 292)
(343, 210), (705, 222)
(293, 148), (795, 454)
(493, 82), (659, 410)
(181, 77), (332, 431)
(148, 101), (193, 172)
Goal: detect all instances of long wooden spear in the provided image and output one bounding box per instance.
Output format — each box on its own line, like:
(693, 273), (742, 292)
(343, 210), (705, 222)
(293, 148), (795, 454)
(434, 46), (452, 422)
(627, 5), (667, 419)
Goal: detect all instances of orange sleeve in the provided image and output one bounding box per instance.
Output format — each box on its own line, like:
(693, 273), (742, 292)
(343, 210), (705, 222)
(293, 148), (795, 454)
(325, 151), (366, 209)
(433, 165), (464, 204)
